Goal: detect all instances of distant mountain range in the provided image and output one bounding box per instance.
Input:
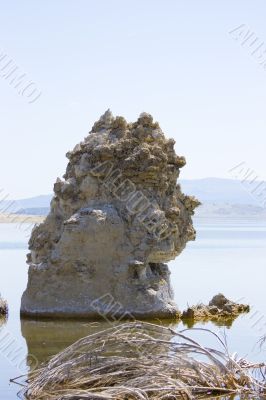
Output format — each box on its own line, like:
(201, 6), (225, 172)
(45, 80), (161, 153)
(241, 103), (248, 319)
(180, 178), (266, 217)
(0, 178), (265, 217)
(180, 178), (263, 205)
(0, 195), (52, 216)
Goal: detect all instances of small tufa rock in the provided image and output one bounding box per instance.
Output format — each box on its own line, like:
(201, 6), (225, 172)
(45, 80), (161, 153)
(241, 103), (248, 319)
(209, 293), (229, 308)
(182, 307), (195, 319)
(182, 293), (249, 324)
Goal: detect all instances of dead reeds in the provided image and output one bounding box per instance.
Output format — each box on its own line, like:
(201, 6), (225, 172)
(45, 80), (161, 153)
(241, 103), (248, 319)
(18, 321), (266, 399)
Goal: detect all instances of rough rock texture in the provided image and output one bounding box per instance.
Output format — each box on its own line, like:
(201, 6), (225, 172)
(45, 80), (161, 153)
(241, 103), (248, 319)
(182, 293), (250, 325)
(21, 111), (200, 319)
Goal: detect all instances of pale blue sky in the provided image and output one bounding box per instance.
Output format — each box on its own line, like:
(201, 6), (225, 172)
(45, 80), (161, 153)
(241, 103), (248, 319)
(0, 0), (265, 198)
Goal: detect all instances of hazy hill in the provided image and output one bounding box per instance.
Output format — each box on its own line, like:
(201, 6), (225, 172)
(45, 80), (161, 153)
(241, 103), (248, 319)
(181, 178), (265, 217)
(0, 195), (52, 215)
(180, 178), (262, 205)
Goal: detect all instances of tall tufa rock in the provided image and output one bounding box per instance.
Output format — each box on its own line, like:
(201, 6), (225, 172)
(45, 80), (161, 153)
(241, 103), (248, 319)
(21, 111), (200, 319)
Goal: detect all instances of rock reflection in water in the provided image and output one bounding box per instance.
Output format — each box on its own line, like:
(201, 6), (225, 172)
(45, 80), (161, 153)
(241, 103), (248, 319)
(182, 316), (238, 329)
(21, 318), (183, 370)
(21, 318), (114, 367)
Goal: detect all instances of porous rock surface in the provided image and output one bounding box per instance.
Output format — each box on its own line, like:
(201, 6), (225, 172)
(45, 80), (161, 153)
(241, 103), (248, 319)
(182, 293), (250, 324)
(21, 111), (199, 318)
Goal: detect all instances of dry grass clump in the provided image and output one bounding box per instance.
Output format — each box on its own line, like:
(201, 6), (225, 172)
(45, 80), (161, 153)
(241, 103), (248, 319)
(18, 322), (266, 400)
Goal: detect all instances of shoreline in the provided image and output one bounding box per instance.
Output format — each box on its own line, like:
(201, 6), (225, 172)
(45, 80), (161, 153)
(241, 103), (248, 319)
(0, 213), (44, 224)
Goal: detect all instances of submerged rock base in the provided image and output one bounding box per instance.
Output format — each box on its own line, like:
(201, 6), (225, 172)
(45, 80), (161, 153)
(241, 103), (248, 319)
(182, 293), (250, 325)
(21, 111), (199, 319)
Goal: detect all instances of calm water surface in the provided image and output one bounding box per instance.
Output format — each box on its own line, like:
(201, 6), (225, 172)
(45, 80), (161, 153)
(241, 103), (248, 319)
(0, 218), (265, 399)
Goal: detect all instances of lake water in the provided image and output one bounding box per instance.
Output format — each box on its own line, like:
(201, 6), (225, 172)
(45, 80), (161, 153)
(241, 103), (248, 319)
(0, 218), (265, 399)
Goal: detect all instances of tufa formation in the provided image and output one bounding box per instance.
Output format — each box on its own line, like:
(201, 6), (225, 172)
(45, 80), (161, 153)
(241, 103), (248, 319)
(21, 111), (200, 319)
(182, 293), (250, 327)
